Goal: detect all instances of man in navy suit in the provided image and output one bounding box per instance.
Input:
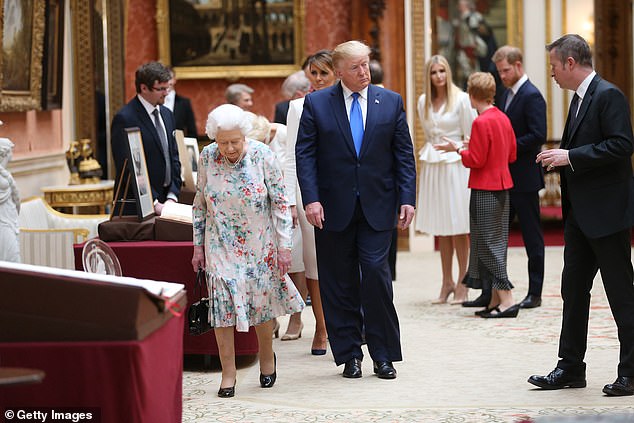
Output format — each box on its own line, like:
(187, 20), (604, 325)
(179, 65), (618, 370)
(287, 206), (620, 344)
(296, 41), (416, 379)
(111, 62), (182, 216)
(493, 45), (546, 309)
(531, 34), (634, 396)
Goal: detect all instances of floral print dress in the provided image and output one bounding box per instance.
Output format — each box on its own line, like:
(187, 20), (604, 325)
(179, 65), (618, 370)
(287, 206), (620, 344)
(193, 139), (304, 332)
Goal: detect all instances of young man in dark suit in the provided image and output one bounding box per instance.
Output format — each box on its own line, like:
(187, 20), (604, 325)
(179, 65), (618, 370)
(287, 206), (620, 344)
(531, 34), (634, 396)
(492, 45), (546, 309)
(296, 41), (416, 380)
(111, 61), (182, 216)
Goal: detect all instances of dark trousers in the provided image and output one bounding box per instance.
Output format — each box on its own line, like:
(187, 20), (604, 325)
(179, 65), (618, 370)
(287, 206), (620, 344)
(557, 210), (634, 376)
(315, 202), (402, 366)
(509, 191), (545, 296)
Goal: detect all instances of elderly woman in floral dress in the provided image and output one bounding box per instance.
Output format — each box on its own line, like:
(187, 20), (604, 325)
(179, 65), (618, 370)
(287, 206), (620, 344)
(191, 104), (304, 398)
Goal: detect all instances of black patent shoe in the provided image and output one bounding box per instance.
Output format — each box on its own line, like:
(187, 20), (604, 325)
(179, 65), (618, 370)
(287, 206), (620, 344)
(462, 293), (491, 308)
(373, 361), (397, 379)
(475, 305), (500, 316)
(343, 357), (362, 378)
(481, 304), (520, 318)
(260, 353), (277, 388)
(519, 295), (542, 309)
(217, 384), (235, 398)
(528, 367), (586, 390)
(603, 376), (634, 396)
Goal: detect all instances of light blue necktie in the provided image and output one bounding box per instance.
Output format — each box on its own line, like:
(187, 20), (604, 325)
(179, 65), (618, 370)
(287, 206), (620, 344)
(350, 92), (364, 156)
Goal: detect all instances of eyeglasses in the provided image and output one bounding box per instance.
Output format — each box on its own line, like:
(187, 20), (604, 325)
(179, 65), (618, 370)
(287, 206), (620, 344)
(150, 85), (169, 92)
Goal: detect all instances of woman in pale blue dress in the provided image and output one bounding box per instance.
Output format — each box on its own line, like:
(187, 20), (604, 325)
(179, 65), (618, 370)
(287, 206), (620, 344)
(191, 104), (304, 398)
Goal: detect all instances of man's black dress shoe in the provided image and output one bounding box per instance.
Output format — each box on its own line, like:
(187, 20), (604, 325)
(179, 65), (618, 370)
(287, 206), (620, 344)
(603, 376), (634, 396)
(481, 304), (520, 318)
(519, 295), (542, 309)
(373, 361), (397, 379)
(462, 293), (491, 308)
(528, 368), (586, 390)
(342, 358), (362, 378)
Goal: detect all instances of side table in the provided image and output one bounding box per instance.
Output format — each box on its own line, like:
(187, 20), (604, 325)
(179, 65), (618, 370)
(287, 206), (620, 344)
(42, 180), (114, 214)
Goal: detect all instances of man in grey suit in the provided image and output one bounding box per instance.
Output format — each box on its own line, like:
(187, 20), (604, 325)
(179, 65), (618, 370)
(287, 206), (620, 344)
(530, 34), (634, 396)
(493, 45), (546, 309)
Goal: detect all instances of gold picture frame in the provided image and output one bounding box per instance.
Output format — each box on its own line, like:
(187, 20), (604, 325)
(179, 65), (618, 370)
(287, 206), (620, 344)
(0, 0), (46, 111)
(156, 0), (305, 79)
(433, 0), (522, 90)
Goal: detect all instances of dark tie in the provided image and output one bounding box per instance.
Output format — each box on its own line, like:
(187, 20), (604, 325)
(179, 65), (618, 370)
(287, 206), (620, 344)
(350, 92), (364, 156)
(504, 90), (514, 112)
(152, 109), (171, 186)
(568, 93), (580, 128)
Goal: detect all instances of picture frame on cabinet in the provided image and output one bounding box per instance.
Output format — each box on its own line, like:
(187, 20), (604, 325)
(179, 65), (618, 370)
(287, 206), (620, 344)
(156, 0), (305, 79)
(0, 0), (46, 112)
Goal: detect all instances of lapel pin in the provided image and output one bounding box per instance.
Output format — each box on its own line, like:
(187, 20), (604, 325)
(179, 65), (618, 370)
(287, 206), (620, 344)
(375, 99), (380, 104)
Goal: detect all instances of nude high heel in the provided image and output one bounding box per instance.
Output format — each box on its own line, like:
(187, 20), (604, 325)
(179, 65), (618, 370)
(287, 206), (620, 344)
(281, 322), (303, 341)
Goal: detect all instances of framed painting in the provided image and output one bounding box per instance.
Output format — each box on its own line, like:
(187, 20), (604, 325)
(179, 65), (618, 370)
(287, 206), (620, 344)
(41, 0), (64, 110)
(0, 0), (46, 112)
(125, 128), (155, 221)
(156, 0), (305, 79)
(433, 0), (521, 90)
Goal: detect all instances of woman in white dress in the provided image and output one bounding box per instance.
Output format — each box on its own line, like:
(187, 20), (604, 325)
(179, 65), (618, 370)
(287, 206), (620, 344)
(416, 55), (477, 304)
(0, 137), (20, 263)
(284, 50), (335, 354)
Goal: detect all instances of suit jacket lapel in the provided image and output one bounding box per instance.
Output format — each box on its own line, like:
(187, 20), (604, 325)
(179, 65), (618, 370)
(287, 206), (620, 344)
(133, 97), (163, 151)
(329, 83), (357, 156)
(361, 85), (380, 156)
(566, 75), (600, 145)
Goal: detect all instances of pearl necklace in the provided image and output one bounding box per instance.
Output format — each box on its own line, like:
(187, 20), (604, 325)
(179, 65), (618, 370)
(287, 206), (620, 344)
(222, 150), (245, 168)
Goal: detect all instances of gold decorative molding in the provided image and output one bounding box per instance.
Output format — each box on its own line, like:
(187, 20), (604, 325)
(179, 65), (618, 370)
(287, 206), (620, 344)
(507, 0), (523, 49)
(70, 0), (96, 142)
(0, 0), (46, 112)
(105, 0), (126, 117)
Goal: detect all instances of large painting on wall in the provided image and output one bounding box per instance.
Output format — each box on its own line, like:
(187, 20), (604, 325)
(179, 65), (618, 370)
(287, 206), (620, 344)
(0, 0), (46, 111)
(434, 0), (521, 91)
(157, 0), (305, 79)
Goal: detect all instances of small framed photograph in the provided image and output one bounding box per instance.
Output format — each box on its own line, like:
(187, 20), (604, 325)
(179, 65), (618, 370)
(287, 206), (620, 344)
(184, 137), (199, 183)
(125, 127), (154, 220)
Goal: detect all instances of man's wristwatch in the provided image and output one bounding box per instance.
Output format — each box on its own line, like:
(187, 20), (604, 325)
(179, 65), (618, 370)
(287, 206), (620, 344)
(456, 146), (464, 154)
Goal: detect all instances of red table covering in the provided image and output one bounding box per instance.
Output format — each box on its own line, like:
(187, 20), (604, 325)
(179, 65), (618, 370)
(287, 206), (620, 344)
(73, 240), (258, 356)
(0, 315), (183, 423)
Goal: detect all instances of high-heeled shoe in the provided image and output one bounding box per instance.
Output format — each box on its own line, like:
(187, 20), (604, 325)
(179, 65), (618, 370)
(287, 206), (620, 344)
(311, 337), (328, 355)
(281, 322), (303, 341)
(475, 304), (500, 316)
(431, 286), (455, 304)
(217, 382), (236, 398)
(272, 319), (280, 339)
(260, 353), (277, 388)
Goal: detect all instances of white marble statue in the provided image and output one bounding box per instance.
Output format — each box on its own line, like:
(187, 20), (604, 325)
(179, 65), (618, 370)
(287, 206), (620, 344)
(0, 137), (20, 262)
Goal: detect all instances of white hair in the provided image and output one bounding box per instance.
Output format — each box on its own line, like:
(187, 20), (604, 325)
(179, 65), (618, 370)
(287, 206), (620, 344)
(281, 70), (311, 99)
(205, 104), (252, 139)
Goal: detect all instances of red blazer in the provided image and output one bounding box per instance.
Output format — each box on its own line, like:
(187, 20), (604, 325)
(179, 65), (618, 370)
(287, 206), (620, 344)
(460, 106), (517, 191)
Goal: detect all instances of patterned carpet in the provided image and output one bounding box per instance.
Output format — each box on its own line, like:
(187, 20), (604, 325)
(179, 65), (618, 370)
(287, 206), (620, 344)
(182, 247), (634, 422)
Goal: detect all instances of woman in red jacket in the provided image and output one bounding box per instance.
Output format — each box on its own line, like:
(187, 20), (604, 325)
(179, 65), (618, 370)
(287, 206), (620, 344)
(436, 72), (519, 318)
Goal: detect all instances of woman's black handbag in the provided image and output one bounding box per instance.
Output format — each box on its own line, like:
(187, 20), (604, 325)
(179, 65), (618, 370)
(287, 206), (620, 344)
(187, 269), (212, 336)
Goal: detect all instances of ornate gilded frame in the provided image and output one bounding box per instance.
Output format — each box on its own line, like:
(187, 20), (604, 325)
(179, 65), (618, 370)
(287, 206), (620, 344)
(156, 0), (305, 79)
(0, 0), (46, 111)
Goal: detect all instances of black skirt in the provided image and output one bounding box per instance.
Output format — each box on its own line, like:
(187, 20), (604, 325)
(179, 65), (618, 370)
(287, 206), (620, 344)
(462, 189), (514, 291)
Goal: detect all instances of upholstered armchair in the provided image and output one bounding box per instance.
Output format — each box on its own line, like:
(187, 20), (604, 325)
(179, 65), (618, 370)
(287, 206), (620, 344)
(18, 197), (109, 269)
